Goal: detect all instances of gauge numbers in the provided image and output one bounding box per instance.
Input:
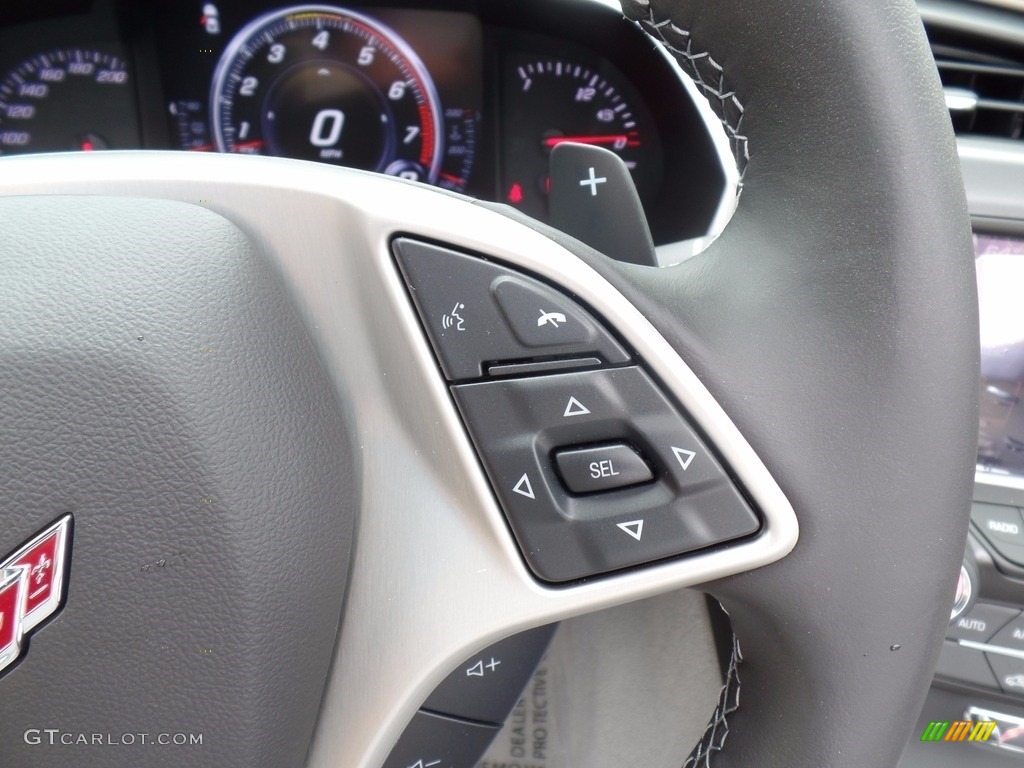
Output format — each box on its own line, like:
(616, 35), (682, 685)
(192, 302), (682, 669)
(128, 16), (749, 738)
(0, 49), (134, 155)
(501, 55), (660, 223)
(211, 5), (443, 183)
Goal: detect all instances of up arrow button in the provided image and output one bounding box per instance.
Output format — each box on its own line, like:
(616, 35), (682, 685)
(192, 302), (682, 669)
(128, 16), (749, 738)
(563, 396), (590, 417)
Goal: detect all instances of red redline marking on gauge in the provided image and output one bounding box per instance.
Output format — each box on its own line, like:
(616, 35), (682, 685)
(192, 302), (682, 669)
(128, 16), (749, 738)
(417, 101), (434, 167)
(543, 135), (641, 148)
(332, 15), (439, 171)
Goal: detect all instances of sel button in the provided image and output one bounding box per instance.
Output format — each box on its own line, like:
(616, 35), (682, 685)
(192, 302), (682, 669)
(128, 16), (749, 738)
(555, 443), (653, 494)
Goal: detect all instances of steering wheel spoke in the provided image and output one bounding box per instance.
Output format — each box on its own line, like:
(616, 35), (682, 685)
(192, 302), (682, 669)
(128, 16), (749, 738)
(0, 151), (796, 766)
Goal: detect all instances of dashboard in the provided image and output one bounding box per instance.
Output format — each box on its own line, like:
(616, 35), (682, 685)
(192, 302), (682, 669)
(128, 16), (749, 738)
(6, 0), (1022, 766)
(0, 0), (727, 246)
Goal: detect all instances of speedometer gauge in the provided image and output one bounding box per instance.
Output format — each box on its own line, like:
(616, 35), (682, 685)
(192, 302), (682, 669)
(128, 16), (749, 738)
(211, 5), (443, 183)
(0, 49), (135, 155)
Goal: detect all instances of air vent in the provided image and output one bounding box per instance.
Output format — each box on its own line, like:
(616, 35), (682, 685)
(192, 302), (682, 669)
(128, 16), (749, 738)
(933, 45), (1024, 139)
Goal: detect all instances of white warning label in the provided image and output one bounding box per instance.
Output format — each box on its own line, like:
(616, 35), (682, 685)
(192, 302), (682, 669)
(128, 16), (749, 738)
(477, 661), (559, 768)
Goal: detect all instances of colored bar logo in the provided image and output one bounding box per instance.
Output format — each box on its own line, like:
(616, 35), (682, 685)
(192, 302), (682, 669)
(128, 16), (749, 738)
(921, 720), (997, 742)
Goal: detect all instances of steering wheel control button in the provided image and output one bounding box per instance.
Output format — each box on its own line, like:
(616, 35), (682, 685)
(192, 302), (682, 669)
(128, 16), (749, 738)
(555, 443), (653, 494)
(947, 603), (1018, 643)
(672, 447), (697, 470)
(383, 711), (499, 768)
(422, 624), (556, 725)
(452, 366), (760, 581)
(393, 239), (628, 380)
(934, 641), (999, 690)
(549, 143), (657, 267)
(617, 520), (644, 540)
(512, 473), (536, 499)
(492, 276), (590, 347)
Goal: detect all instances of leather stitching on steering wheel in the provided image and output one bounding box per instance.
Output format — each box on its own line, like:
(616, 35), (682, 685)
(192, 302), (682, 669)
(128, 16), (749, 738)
(618, 3), (746, 764)
(683, 632), (742, 768)
(621, 0), (749, 187)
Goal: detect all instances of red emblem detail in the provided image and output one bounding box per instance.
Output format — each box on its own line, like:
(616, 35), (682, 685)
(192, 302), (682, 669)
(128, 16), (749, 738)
(0, 516), (72, 675)
(11, 530), (59, 618)
(0, 571), (24, 652)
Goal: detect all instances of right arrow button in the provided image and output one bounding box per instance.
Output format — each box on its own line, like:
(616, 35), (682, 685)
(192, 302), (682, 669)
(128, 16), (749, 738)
(657, 438), (729, 493)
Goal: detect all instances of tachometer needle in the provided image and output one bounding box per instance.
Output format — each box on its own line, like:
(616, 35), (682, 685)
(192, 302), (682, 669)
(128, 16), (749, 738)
(542, 134), (640, 148)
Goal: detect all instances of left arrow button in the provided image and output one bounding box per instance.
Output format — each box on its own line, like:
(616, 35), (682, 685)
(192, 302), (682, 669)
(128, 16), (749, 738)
(512, 473), (535, 499)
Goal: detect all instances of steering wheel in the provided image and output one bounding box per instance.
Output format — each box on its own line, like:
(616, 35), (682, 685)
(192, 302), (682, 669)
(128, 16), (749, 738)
(0, 0), (978, 767)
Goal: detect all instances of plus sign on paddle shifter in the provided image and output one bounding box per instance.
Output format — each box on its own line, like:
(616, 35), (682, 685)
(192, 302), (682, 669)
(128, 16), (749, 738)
(579, 166), (607, 196)
(549, 142), (657, 266)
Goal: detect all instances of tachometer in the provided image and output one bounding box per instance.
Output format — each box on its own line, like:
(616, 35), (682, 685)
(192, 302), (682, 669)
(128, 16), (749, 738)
(210, 5), (443, 183)
(0, 49), (135, 155)
(500, 54), (661, 223)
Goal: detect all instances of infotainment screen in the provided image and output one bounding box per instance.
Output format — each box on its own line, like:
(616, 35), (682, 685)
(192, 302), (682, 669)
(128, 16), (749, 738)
(977, 233), (1024, 475)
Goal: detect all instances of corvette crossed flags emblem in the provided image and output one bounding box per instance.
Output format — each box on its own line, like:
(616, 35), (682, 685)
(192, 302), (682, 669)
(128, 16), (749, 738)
(0, 515), (72, 676)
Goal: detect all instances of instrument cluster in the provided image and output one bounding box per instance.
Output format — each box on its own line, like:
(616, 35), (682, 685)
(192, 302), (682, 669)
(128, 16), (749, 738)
(156, 2), (482, 193)
(0, 0), (728, 244)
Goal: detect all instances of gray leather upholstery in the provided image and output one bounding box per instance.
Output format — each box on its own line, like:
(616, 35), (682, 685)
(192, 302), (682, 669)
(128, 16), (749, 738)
(0, 197), (355, 768)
